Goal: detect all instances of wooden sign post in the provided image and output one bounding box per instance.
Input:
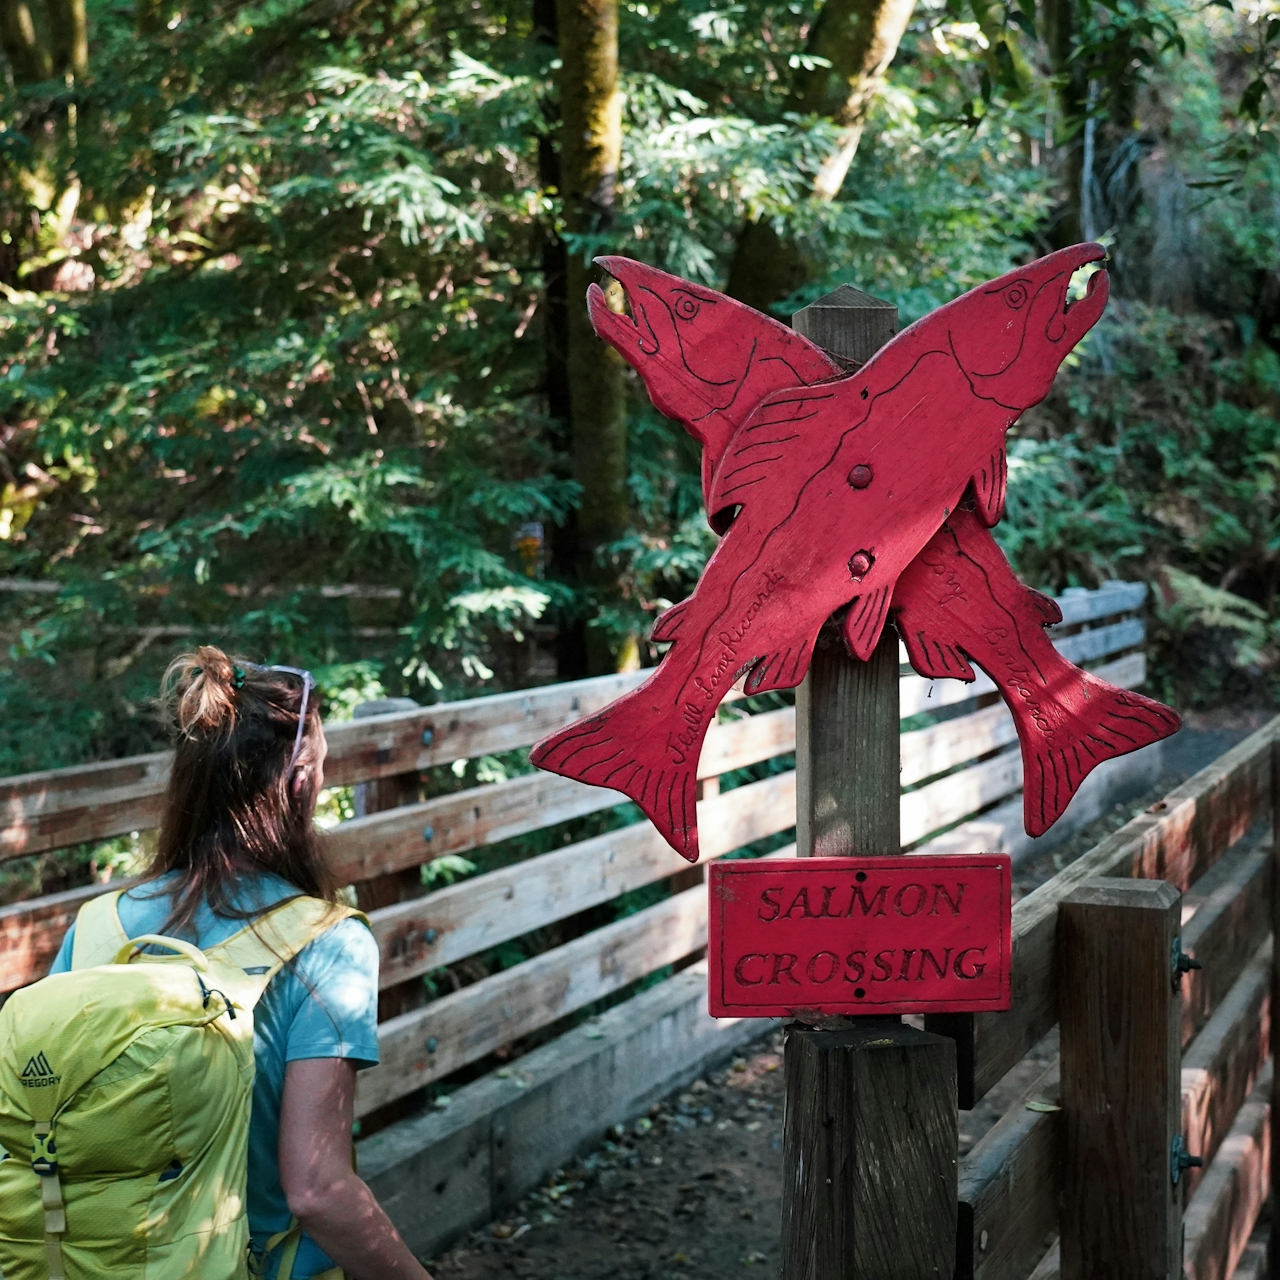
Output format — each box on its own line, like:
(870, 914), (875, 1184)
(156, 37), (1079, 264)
(784, 287), (959, 1280)
(530, 245), (1183, 1280)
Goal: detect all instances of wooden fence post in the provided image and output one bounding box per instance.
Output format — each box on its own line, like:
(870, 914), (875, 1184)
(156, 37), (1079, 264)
(352, 696), (423, 1023)
(782, 287), (958, 1280)
(1059, 878), (1183, 1280)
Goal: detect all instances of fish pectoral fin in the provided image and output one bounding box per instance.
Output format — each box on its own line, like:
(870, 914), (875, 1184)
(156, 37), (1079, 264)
(970, 449), (1008, 527)
(899, 622), (977, 682)
(651, 597), (693, 643)
(741, 642), (816, 696)
(1025, 585), (1063, 626)
(840, 587), (893, 662)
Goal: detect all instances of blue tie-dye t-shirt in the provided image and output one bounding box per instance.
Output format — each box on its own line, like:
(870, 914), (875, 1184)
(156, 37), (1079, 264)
(49, 871), (379, 1280)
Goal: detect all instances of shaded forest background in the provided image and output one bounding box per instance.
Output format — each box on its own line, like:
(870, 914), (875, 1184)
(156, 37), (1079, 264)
(1, 0), (1279, 786)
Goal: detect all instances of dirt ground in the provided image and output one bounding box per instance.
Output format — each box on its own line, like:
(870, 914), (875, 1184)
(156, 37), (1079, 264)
(427, 713), (1268, 1280)
(429, 1028), (1059, 1280)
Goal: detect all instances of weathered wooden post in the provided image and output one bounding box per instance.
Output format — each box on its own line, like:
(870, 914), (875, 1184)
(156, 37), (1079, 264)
(352, 696), (424, 1021)
(781, 287), (959, 1280)
(1058, 879), (1184, 1278)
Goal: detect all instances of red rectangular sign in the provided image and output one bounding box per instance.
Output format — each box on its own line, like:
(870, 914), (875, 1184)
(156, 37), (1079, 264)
(708, 854), (1012, 1017)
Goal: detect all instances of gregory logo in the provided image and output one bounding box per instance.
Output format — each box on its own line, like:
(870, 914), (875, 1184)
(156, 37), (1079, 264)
(19, 1052), (59, 1088)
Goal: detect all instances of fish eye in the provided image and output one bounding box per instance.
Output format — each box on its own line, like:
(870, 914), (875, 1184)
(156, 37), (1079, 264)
(673, 294), (700, 321)
(1005, 284), (1029, 310)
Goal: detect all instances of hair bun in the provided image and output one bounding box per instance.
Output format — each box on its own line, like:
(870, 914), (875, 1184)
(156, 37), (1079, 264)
(166, 645), (241, 736)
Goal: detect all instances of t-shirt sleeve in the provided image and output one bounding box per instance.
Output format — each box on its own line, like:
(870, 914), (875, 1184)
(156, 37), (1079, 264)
(47, 924), (75, 975)
(283, 916), (381, 1069)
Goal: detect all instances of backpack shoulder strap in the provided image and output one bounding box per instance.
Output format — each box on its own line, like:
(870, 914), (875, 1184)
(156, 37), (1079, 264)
(70, 890), (129, 970)
(205, 897), (370, 1011)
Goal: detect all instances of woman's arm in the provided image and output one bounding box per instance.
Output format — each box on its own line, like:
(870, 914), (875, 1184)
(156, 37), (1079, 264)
(278, 1057), (434, 1280)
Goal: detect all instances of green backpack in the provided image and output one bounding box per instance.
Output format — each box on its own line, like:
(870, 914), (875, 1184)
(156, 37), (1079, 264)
(0, 890), (366, 1280)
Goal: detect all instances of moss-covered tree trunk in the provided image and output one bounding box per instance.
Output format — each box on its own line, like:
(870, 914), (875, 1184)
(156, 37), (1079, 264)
(46, 0), (87, 80)
(726, 0), (915, 313)
(555, 0), (630, 675)
(1042, 0), (1087, 246)
(0, 0), (49, 85)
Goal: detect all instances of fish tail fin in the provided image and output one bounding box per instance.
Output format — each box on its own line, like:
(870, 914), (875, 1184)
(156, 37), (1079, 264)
(529, 683), (703, 861)
(1014, 674), (1181, 837)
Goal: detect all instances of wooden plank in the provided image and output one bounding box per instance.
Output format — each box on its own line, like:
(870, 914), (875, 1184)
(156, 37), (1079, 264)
(0, 880), (127, 991)
(1180, 842), (1271, 1047)
(900, 702), (1017, 789)
(1183, 1060), (1272, 1280)
(0, 752), (169, 861)
(350, 697), (426, 1024)
(966, 715), (1280, 1104)
(699, 706), (795, 776)
(1182, 939), (1271, 1199)
(1053, 582), (1147, 626)
(356, 880), (709, 1116)
(0, 632), (1148, 863)
(1054, 617), (1144, 665)
(328, 769), (628, 887)
(0, 671), (649, 860)
(373, 771), (796, 988)
(898, 649), (1144, 720)
(1059, 879), (1183, 1280)
(957, 1064), (1061, 1280)
(0, 771), (797, 997)
(901, 745), (1023, 848)
(899, 649), (1148, 789)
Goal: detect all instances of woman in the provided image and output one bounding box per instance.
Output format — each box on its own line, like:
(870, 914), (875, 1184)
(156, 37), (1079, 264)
(48, 646), (433, 1280)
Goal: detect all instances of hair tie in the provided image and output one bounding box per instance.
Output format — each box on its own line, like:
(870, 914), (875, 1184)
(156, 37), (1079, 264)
(233, 666), (246, 689)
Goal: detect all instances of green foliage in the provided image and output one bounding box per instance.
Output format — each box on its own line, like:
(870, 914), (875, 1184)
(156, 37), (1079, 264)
(2, 0), (1280, 784)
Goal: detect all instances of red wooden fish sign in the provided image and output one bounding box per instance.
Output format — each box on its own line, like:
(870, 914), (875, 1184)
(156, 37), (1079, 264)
(530, 247), (1181, 861)
(708, 855), (1012, 1017)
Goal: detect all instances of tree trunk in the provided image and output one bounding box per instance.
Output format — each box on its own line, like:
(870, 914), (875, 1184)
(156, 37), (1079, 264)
(45, 0), (87, 80)
(1042, 0), (1087, 246)
(555, 0), (629, 675)
(794, 0), (916, 199)
(726, 0), (915, 313)
(0, 0), (49, 85)
(534, 0), (590, 679)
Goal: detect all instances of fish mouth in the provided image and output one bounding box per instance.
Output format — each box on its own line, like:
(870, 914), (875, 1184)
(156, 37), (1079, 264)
(1049, 242), (1109, 342)
(587, 256), (660, 362)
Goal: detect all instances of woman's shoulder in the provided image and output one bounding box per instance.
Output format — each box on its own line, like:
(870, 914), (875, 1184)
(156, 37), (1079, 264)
(294, 911), (378, 982)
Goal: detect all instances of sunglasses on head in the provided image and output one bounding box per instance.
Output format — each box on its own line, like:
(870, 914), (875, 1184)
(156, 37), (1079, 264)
(247, 664), (317, 774)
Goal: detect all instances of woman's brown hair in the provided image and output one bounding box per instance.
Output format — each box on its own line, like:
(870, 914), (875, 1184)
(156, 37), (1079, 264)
(145, 644), (336, 935)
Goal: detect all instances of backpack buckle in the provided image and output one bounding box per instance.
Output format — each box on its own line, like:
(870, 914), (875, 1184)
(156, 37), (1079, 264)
(31, 1130), (57, 1176)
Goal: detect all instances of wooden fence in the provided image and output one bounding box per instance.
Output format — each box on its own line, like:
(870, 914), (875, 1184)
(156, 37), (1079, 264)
(952, 714), (1277, 1279)
(0, 579), (1198, 1263)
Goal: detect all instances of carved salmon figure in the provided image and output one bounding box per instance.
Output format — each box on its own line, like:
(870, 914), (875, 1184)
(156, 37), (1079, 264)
(894, 506), (1180, 835)
(532, 247), (1176, 859)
